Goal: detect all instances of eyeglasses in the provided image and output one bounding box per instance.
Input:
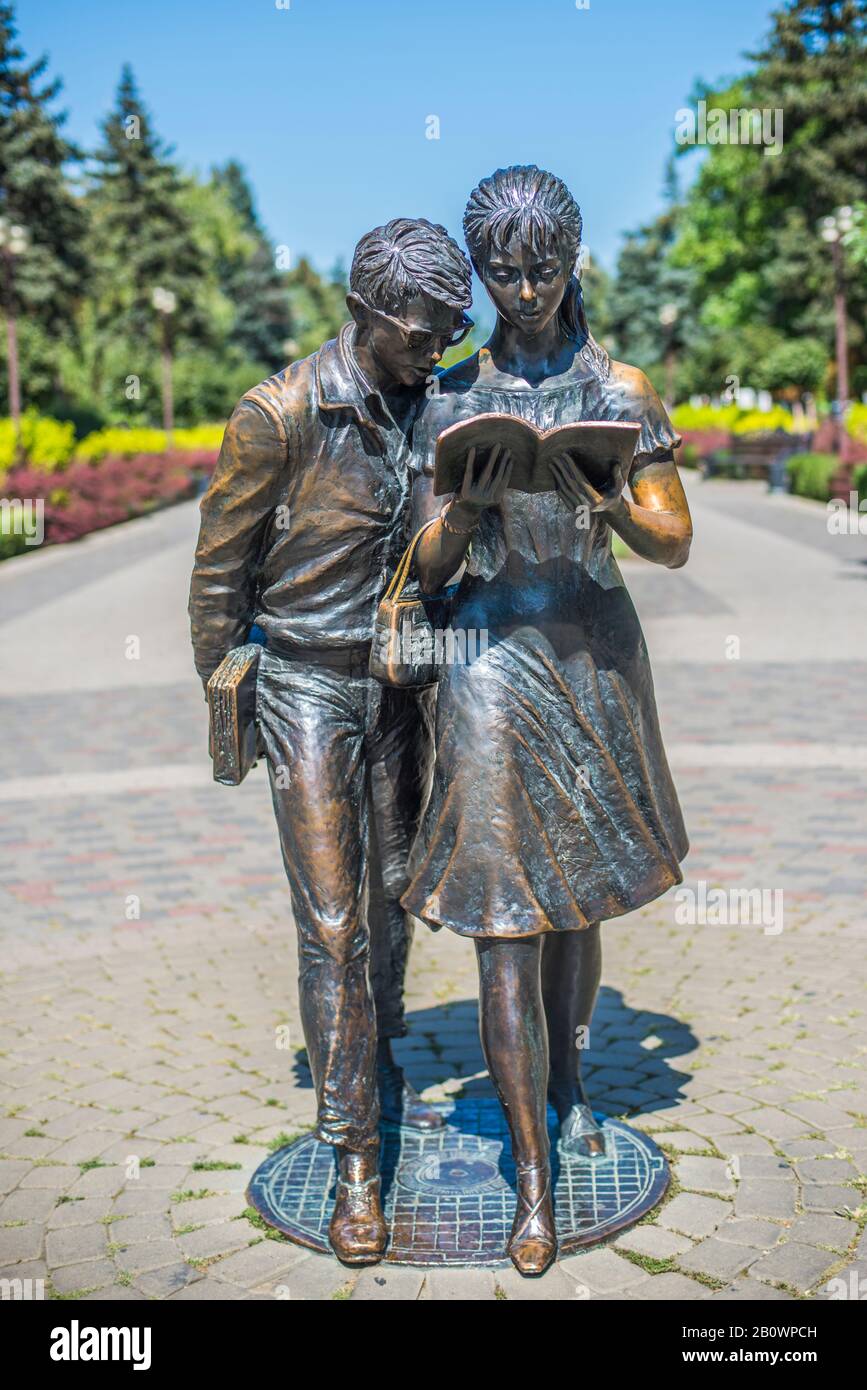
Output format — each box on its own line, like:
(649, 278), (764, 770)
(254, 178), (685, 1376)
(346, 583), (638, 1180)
(360, 301), (474, 351)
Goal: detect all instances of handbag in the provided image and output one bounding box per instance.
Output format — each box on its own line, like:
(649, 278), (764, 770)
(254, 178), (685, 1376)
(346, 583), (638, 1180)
(369, 518), (441, 688)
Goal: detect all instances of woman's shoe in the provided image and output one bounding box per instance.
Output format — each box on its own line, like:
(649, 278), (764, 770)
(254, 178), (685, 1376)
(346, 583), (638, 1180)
(378, 1062), (444, 1130)
(557, 1102), (607, 1159)
(508, 1161), (557, 1276)
(328, 1152), (387, 1265)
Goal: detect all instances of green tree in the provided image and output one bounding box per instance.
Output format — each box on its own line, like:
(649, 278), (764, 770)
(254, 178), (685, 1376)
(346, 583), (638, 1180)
(284, 256), (349, 361)
(666, 0), (867, 397)
(84, 65), (208, 418)
(211, 160), (293, 368)
(607, 166), (695, 398)
(0, 1), (87, 411)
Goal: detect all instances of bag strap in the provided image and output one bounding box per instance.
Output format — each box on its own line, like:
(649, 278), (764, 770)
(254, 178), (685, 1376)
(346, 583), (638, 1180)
(384, 517), (440, 603)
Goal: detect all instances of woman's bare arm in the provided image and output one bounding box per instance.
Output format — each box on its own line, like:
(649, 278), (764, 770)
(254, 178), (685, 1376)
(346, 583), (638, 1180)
(413, 445), (512, 592)
(550, 453), (692, 569)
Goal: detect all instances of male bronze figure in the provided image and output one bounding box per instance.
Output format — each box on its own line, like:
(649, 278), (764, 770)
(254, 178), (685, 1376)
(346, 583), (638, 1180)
(189, 219), (473, 1264)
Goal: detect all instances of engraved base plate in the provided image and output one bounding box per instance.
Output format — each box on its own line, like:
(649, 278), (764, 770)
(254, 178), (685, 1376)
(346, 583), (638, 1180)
(247, 1098), (669, 1266)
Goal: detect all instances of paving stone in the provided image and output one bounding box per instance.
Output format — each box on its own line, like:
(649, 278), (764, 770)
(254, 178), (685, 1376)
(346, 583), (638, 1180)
(795, 1158), (856, 1184)
(168, 1277), (248, 1300)
(334, 1265), (425, 1301)
(257, 1253), (358, 1302)
(675, 1156), (736, 1195)
(786, 1212), (857, 1252)
(732, 1154), (796, 1181)
(678, 1237), (757, 1281)
(65, 1167), (123, 1198)
(652, 1131), (713, 1152)
(47, 1196), (113, 1228)
(111, 1213), (172, 1243)
(0, 1224), (43, 1263)
(0, 1190), (58, 1223)
(745, 1108), (811, 1141)
(112, 1189), (172, 1216)
(630, 1272), (712, 1300)
(712, 1277), (796, 1301)
(50, 1259), (118, 1294)
(658, 1193), (731, 1238)
(491, 1264), (577, 1300)
(751, 1242), (839, 1292)
(205, 1237), (308, 1289)
(176, 1223), (250, 1261)
(613, 1225), (694, 1259)
(18, 1166), (79, 1191)
(423, 1267), (498, 1300)
(714, 1217), (784, 1249)
(715, 1133), (776, 1157)
(80, 1285), (150, 1301)
(734, 1180), (797, 1220)
(169, 1193), (248, 1229)
(45, 1224), (106, 1267)
(135, 1263), (203, 1298)
(559, 1247), (648, 1293)
(801, 1184), (862, 1214)
(114, 1239), (181, 1275)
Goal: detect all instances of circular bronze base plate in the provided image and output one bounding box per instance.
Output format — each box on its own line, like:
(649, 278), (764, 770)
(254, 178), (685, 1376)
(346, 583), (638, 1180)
(247, 1098), (669, 1266)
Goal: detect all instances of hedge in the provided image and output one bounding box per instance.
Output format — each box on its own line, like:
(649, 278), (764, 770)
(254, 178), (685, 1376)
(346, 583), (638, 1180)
(0, 415), (226, 485)
(785, 453), (840, 502)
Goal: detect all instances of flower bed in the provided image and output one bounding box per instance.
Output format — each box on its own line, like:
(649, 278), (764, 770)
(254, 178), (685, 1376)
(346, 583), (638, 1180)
(1, 449), (217, 556)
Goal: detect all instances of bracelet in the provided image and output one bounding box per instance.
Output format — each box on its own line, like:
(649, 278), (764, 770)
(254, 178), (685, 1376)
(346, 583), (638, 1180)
(441, 501), (480, 536)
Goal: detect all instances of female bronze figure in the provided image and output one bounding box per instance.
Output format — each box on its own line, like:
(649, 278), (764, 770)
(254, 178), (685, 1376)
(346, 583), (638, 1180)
(403, 166), (692, 1275)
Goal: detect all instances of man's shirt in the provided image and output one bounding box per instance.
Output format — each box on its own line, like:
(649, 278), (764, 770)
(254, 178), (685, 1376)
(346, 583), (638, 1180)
(189, 322), (421, 681)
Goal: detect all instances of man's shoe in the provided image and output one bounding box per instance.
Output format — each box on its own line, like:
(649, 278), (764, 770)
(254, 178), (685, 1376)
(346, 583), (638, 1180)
(378, 1062), (444, 1130)
(328, 1151), (387, 1266)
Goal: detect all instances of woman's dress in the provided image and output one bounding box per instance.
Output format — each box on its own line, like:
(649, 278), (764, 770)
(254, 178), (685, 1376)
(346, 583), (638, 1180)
(401, 342), (689, 938)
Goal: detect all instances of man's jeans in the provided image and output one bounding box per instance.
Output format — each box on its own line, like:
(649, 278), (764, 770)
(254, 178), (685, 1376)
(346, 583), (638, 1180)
(256, 648), (434, 1152)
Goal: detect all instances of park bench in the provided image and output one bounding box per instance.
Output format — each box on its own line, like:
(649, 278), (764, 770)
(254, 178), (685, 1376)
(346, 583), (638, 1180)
(702, 430), (812, 492)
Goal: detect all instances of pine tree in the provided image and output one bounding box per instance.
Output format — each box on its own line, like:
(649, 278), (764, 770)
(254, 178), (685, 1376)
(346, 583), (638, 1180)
(0, 1), (87, 404)
(750, 0), (867, 214)
(87, 66), (207, 348)
(211, 160), (293, 367)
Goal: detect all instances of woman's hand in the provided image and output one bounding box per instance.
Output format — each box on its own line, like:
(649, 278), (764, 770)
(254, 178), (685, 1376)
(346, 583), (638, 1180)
(550, 453), (624, 518)
(457, 444), (513, 514)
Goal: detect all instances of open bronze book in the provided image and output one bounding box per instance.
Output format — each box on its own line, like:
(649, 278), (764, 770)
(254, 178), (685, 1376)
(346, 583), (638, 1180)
(207, 643), (261, 786)
(433, 414), (642, 498)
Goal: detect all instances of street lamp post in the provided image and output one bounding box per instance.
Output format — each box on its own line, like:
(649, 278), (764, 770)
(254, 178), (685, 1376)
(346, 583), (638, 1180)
(152, 286), (177, 441)
(0, 218), (30, 437)
(659, 302), (679, 411)
(820, 207), (855, 489)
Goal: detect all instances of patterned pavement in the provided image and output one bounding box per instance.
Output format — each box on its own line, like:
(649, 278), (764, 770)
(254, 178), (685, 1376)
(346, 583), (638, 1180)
(1, 474), (865, 1301)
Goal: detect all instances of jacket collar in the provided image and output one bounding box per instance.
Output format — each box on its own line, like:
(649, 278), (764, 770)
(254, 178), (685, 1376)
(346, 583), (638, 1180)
(316, 322), (387, 445)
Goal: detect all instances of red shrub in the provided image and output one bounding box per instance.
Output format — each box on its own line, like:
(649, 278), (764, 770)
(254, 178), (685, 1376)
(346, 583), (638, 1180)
(3, 449), (218, 547)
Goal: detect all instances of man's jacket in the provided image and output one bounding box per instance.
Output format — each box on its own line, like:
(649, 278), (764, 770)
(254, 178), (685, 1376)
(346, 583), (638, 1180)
(189, 323), (418, 682)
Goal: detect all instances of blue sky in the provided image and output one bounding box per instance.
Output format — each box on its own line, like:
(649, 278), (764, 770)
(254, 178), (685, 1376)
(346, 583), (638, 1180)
(18, 0), (774, 275)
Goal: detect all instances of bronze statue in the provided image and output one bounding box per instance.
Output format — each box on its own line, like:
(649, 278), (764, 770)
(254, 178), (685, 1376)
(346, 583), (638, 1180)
(403, 166), (692, 1276)
(189, 219), (474, 1265)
